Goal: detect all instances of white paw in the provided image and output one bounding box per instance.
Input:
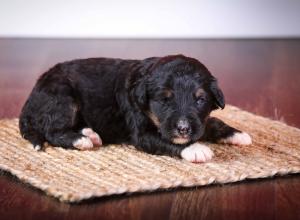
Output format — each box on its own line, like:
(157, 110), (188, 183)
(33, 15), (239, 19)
(33, 145), (42, 151)
(181, 143), (214, 163)
(219, 132), (252, 145)
(73, 136), (94, 150)
(81, 128), (102, 146)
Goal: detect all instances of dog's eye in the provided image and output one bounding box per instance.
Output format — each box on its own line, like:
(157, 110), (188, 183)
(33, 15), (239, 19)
(196, 97), (206, 106)
(160, 96), (172, 104)
(153, 95), (170, 104)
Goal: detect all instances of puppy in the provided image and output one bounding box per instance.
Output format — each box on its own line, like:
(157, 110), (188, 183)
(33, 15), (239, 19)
(19, 55), (252, 163)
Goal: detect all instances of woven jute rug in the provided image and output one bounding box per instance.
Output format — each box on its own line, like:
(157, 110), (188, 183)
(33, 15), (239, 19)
(0, 105), (300, 202)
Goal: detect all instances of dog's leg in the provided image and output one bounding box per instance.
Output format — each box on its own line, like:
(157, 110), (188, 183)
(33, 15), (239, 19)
(134, 133), (183, 157)
(44, 118), (99, 150)
(133, 133), (213, 163)
(202, 117), (252, 145)
(27, 93), (98, 150)
(45, 131), (95, 150)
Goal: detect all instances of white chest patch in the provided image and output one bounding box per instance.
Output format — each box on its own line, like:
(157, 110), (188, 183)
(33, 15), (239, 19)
(219, 132), (252, 146)
(181, 143), (214, 163)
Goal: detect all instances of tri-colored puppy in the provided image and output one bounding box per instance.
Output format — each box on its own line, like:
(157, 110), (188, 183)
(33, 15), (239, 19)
(19, 55), (252, 163)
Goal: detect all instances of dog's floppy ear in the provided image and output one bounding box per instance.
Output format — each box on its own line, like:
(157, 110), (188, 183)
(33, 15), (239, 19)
(129, 76), (148, 109)
(134, 79), (147, 107)
(209, 79), (225, 109)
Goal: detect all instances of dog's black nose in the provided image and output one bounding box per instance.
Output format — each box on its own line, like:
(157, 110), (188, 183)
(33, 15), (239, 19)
(177, 119), (190, 135)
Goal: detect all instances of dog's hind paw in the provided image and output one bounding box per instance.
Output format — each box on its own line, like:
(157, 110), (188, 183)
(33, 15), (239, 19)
(73, 136), (94, 150)
(219, 132), (252, 146)
(181, 143), (214, 163)
(33, 145), (42, 151)
(81, 128), (102, 146)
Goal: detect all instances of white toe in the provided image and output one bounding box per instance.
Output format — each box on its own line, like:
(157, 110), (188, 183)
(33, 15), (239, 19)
(73, 137), (94, 150)
(219, 132), (252, 145)
(181, 143), (214, 163)
(34, 145), (42, 151)
(81, 128), (102, 146)
(81, 128), (94, 136)
(89, 133), (102, 146)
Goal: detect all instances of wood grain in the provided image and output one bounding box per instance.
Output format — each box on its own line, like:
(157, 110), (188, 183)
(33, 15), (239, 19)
(0, 38), (299, 220)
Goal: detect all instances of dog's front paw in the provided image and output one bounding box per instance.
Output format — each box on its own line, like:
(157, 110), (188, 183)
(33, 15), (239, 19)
(219, 132), (252, 146)
(181, 143), (214, 163)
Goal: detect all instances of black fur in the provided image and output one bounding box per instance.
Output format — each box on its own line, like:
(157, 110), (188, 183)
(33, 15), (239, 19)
(19, 55), (241, 158)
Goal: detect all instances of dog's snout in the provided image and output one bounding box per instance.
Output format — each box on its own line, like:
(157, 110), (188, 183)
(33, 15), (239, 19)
(177, 119), (190, 135)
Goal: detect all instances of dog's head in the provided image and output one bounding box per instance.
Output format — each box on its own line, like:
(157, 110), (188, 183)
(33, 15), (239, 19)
(132, 55), (224, 145)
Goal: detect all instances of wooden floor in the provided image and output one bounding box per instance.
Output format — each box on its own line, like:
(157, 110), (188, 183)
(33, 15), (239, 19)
(0, 38), (299, 220)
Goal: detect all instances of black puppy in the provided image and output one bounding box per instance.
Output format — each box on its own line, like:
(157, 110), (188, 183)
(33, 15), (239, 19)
(19, 55), (251, 163)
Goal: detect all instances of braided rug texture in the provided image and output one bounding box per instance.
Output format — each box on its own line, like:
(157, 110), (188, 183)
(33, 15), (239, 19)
(0, 105), (300, 202)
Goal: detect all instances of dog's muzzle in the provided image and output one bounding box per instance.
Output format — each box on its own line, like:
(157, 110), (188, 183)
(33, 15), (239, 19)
(171, 118), (192, 144)
(177, 119), (191, 136)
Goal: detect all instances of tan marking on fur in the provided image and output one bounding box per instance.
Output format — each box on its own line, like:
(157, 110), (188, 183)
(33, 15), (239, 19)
(163, 89), (173, 98)
(195, 88), (205, 97)
(147, 112), (160, 127)
(172, 137), (190, 145)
